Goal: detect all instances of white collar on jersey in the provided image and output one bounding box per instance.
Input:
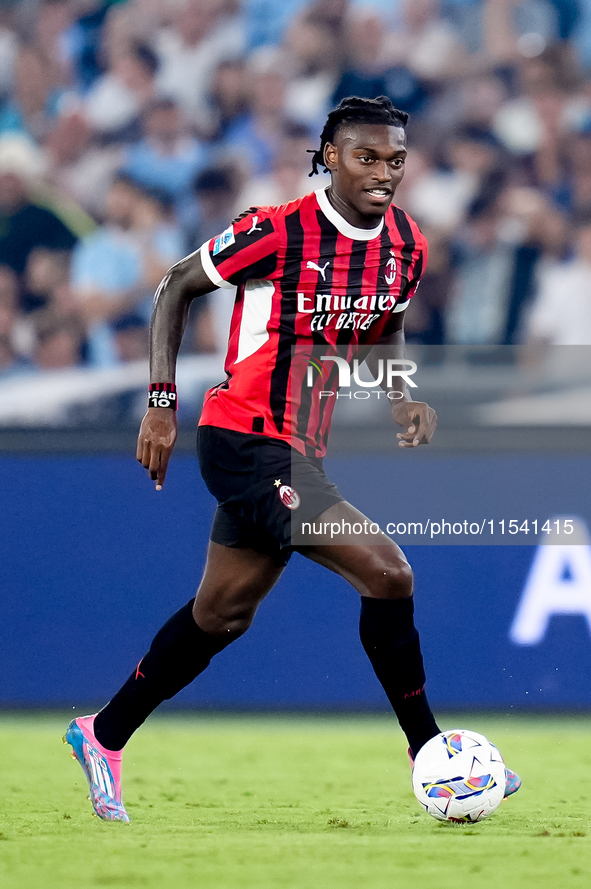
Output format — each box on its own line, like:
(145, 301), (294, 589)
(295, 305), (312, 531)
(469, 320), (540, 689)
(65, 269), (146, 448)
(315, 186), (384, 241)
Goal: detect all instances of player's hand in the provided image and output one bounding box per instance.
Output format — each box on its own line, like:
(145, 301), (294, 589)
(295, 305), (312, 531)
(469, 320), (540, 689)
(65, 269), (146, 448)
(136, 407), (178, 490)
(391, 400), (437, 448)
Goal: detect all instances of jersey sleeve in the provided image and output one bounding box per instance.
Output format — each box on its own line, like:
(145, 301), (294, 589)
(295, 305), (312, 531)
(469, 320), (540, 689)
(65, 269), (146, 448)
(398, 228), (428, 310)
(380, 225), (428, 337)
(199, 207), (280, 289)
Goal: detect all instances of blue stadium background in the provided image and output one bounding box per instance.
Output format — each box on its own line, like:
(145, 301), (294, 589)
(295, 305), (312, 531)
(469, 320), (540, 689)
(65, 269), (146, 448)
(3, 450), (591, 711)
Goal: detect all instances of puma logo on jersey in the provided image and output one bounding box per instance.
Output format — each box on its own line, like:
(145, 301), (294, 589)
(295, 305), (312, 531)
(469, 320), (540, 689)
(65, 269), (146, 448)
(247, 216), (263, 234)
(306, 260), (330, 281)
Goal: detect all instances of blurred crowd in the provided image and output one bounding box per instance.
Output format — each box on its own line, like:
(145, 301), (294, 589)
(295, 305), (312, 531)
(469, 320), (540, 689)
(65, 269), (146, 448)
(1, 0), (591, 378)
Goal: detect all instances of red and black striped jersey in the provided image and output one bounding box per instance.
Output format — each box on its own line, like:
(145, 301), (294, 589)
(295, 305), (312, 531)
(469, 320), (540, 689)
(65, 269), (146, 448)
(198, 187), (427, 457)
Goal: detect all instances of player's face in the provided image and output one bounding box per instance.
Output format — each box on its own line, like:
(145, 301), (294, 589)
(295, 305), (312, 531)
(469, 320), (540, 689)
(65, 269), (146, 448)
(324, 123), (407, 228)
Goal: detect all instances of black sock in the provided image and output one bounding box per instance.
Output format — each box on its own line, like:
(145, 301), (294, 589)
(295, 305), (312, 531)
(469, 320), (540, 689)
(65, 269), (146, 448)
(359, 596), (440, 758)
(93, 600), (230, 751)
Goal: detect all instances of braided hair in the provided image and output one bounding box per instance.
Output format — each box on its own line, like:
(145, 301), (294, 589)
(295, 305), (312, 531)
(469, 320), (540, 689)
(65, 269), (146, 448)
(308, 96), (409, 177)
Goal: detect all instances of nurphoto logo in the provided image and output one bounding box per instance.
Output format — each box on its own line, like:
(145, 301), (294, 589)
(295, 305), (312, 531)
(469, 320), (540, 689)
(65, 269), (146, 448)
(305, 356), (418, 400)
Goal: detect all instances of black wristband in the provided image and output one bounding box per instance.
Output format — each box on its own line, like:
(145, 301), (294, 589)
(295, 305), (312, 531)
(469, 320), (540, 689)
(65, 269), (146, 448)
(148, 383), (178, 410)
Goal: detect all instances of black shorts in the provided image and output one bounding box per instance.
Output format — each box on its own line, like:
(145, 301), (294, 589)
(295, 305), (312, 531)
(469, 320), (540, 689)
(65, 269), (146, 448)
(196, 426), (344, 564)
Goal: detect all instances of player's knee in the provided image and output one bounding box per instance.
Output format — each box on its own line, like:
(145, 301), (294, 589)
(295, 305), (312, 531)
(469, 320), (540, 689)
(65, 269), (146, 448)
(368, 556), (413, 599)
(192, 600), (255, 640)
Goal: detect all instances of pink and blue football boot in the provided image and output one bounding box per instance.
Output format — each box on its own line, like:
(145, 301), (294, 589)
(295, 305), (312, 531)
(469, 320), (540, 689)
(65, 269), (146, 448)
(64, 714), (129, 822)
(503, 766), (522, 797)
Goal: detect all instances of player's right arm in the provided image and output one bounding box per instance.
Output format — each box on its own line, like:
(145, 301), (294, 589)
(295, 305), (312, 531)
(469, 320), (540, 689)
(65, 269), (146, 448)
(136, 252), (217, 490)
(137, 207), (278, 489)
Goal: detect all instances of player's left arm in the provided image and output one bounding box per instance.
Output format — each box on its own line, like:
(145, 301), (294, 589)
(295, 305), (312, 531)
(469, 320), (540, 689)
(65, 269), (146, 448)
(367, 310), (437, 448)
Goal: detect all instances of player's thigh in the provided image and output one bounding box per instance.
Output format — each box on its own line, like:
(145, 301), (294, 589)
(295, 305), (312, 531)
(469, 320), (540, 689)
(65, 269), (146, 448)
(301, 501), (413, 599)
(193, 540), (285, 628)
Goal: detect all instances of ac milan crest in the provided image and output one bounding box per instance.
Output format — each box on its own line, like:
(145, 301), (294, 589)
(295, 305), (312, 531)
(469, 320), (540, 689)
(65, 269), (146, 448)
(279, 485), (300, 510)
(385, 251), (397, 286)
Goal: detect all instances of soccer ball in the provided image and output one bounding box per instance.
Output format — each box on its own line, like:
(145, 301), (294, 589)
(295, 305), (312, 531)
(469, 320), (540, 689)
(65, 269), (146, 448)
(412, 729), (506, 823)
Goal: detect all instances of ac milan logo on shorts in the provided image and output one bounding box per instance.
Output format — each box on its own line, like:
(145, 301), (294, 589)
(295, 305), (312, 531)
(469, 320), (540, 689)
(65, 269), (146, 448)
(279, 485), (300, 510)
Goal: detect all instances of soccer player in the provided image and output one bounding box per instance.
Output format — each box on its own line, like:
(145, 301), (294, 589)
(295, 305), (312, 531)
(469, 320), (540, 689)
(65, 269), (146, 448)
(64, 96), (520, 821)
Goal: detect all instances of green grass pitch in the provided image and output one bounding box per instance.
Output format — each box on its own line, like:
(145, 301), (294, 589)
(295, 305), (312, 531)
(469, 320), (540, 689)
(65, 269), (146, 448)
(1, 714), (591, 889)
